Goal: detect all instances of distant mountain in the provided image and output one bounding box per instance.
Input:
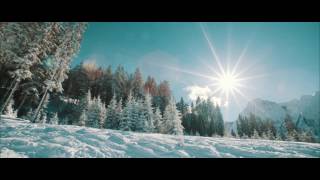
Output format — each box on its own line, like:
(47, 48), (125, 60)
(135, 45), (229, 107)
(241, 98), (287, 125)
(280, 91), (320, 123)
(237, 91), (320, 139)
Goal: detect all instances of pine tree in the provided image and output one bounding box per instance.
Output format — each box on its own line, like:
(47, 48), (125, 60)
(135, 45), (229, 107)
(39, 113), (47, 124)
(267, 129), (275, 140)
(153, 107), (163, 133)
(162, 97), (184, 135)
(253, 129), (260, 139)
(119, 93), (134, 131)
(105, 94), (118, 129)
(86, 96), (106, 129)
(142, 92), (155, 132)
(78, 110), (87, 126)
(231, 129), (236, 137)
(50, 113), (59, 125)
(132, 68), (144, 98)
(114, 98), (123, 129)
(62, 117), (69, 125)
(3, 98), (17, 118)
(275, 133), (283, 141)
(215, 105), (224, 136)
(135, 99), (148, 132)
(32, 23), (87, 123)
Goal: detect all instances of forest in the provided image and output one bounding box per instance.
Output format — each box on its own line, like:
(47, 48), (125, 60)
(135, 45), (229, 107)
(0, 22), (225, 137)
(0, 22), (316, 143)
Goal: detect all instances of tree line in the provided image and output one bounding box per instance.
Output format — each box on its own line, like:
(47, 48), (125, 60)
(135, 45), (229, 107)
(178, 97), (225, 137)
(0, 22), (225, 138)
(234, 113), (316, 143)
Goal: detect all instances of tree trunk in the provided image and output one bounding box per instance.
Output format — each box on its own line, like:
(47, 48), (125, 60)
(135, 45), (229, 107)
(16, 94), (27, 115)
(0, 77), (17, 106)
(32, 88), (48, 123)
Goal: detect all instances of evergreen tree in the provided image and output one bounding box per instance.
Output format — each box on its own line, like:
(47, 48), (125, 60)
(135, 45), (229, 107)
(86, 96), (106, 129)
(3, 98), (17, 118)
(162, 97), (183, 135)
(253, 129), (260, 139)
(78, 110), (87, 126)
(267, 129), (275, 140)
(132, 68), (144, 98)
(114, 98), (123, 129)
(141, 92), (155, 132)
(153, 107), (163, 133)
(135, 99), (148, 132)
(50, 113), (59, 125)
(231, 129), (236, 137)
(144, 76), (157, 96)
(105, 94), (118, 129)
(215, 105), (224, 136)
(119, 93), (134, 131)
(176, 97), (188, 117)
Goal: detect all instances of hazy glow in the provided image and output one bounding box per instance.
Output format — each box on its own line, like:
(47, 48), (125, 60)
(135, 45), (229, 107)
(218, 72), (238, 94)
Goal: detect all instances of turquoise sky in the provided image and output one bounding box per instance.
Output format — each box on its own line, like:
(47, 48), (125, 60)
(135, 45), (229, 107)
(72, 22), (319, 122)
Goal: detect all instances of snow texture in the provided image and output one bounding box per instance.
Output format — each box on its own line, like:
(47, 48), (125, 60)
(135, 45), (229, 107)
(1, 118), (320, 158)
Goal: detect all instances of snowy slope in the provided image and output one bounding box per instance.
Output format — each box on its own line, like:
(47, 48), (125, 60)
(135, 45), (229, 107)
(1, 118), (320, 158)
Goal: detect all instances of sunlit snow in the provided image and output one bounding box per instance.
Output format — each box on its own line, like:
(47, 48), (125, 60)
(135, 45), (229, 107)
(1, 118), (319, 158)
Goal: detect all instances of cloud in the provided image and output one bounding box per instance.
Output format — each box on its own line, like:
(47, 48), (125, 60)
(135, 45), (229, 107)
(184, 85), (228, 107)
(184, 85), (211, 101)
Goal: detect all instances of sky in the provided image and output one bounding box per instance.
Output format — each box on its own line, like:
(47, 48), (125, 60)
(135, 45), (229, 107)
(72, 22), (319, 122)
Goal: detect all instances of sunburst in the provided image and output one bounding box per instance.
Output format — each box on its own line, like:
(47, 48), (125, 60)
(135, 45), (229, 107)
(153, 23), (267, 108)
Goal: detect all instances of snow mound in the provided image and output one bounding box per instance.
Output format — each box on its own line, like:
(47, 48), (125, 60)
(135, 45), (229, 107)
(0, 148), (28, 158)
(1, 118), (320, 158)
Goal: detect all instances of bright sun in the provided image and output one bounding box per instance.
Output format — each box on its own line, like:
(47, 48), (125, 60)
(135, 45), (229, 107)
(218, 73), (238, 94)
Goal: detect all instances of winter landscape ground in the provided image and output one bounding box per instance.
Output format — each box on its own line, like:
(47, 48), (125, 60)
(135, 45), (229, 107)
(1, 117), (320, 158)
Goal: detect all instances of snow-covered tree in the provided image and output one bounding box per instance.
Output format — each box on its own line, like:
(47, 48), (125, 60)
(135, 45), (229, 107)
(50, 113), (59, 125)
(39, 113), (47, 124)
(3, 98), (17, 118)
(32, 23), (87, 122)
(119, 93), (134, 131)
(115, 98), (123, 129)
(98, 97), (107, 129)
(299, 131), (315, 143)
(135, 99), (148, 132)
(105, 94), (118, 129)
(0, 23), (45, 117)
(267, 129), (275, 140)
(78, 110), (87, 126)
(261, 132), (268, 140)
(252, 129), (260, 139)
(86, 96), (106, 129)
(139, 92), (155, 132)
(153, 107), (163, 133)
(162, 97), (183, 135)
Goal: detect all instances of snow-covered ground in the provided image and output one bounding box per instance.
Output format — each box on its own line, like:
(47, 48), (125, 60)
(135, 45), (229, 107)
(1, 118), (320, 158)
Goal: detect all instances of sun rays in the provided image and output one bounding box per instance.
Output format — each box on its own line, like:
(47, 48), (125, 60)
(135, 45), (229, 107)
(150, 23), (267, 108)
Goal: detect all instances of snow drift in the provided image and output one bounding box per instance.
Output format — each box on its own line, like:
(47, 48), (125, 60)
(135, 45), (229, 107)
(1, 118), (320, 158)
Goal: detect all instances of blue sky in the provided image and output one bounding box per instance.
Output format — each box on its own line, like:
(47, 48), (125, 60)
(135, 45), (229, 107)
(72, 22), (319, 121)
